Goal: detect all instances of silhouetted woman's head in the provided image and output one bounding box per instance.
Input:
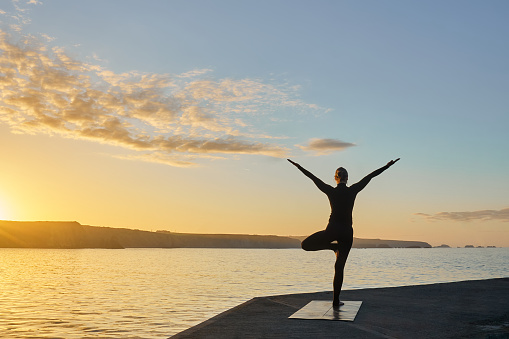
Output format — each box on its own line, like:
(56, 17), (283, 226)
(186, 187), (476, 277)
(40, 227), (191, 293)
(335, 167), (348, 184)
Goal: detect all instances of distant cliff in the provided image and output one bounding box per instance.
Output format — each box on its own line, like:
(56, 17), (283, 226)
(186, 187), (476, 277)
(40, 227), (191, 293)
(0, 221), (431, 249)
(0, 221), (299, 249)
(352, 237), (432, 248)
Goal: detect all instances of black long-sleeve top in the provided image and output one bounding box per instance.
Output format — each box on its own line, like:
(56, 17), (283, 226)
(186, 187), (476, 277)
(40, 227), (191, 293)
(296, 164), (390, 227)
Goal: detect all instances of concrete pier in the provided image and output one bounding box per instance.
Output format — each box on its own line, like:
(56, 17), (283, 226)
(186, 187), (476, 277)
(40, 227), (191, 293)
(172, 278), (509, 338)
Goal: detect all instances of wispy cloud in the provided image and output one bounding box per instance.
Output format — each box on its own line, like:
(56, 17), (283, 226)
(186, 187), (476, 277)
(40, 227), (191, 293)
(415, 208), (509, 222)
(0, 25), (329, 166)
(298, 138), (356, 155)
(5, 0), (34, 30)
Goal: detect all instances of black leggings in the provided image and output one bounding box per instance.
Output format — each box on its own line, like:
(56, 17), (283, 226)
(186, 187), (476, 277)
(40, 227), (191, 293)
(301, 226), (353, 252)
(301, 225), (353, 304)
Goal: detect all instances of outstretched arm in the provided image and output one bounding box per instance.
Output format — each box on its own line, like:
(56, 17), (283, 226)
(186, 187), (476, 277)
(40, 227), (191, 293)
(353, 158), (400, 192)
(287, 159), (331, 193)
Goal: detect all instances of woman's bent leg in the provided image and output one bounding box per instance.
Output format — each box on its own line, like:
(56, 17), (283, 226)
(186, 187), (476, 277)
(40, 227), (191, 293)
(301, 230), (336, 251)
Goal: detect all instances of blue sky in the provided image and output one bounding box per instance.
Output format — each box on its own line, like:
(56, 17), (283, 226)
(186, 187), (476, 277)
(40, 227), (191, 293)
(0, 0), (508, 246)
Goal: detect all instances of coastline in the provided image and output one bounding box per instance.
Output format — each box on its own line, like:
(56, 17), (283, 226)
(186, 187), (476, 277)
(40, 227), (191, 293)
(172, 278), (509, 338)
(0, 220), (433, 249)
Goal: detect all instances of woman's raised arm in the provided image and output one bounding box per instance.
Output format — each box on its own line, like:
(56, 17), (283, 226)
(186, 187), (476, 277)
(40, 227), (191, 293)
(352, 158), (400, 192)
(287, 159), (331, 193)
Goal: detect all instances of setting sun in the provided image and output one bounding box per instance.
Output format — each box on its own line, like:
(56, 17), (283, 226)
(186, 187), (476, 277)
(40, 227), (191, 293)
(0, 198), (6, 220)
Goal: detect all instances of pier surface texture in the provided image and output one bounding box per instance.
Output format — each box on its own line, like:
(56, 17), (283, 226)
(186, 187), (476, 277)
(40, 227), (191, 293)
(172, 278), (509, 338)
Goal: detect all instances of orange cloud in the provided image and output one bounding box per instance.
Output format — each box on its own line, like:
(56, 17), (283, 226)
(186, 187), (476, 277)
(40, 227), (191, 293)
(298, 138), (356, 155)
(415, 208), (509, 222)
(0, 31), (334, 166)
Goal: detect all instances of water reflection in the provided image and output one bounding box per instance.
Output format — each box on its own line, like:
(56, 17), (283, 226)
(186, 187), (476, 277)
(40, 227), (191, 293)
(0, 248), (507, 338)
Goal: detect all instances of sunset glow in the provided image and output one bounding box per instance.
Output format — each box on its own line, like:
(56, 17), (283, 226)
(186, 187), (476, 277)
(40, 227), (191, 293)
(0, 1), (508, 247)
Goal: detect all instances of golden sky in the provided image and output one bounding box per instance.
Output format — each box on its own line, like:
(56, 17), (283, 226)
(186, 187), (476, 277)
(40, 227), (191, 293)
(1, 1), (508, 247)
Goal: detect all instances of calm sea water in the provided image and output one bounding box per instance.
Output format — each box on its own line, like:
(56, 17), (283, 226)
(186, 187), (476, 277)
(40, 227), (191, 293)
(0, 248), (507, 338)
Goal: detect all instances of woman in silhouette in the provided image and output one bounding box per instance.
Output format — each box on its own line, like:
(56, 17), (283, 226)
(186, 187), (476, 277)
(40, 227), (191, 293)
(288, 158), (400, 308)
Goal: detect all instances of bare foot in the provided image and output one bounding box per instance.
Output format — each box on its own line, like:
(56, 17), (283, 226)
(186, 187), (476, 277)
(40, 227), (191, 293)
(331, 244), (339, 255)
(332, 301), (344, 309)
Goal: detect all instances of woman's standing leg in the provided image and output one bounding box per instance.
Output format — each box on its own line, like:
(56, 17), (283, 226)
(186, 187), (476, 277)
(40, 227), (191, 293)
(332, 233), (353, 307)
